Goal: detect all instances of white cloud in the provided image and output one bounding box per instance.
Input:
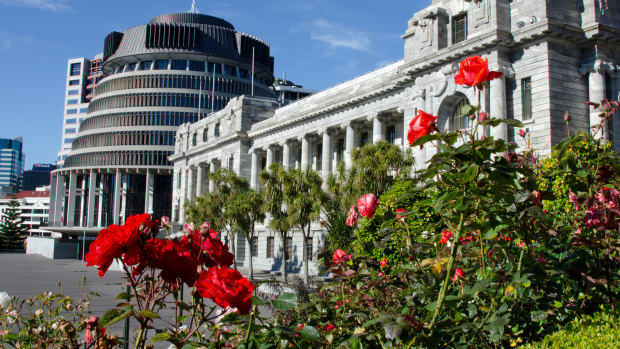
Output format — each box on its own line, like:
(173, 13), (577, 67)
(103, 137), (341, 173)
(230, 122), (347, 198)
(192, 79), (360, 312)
(0, 0), (72, 12)
(0, 32), (12, 51)
(309, 19), (371, 51)
(0, 32), (35, 51)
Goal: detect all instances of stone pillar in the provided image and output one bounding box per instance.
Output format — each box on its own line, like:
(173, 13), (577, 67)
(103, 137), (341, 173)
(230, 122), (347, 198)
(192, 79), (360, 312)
(250, 150), (259, 189)
(195, 165), (204, 198)
(209, 162), (216, 192)
(300, 136), (310, 170)
(186, 167), (194, 203)
(113, 172), (122, 225)
(344, 122), (356, 169)
(66, 172), (77, 227)
(321, 130), (332, 179)
(145, 170), (154, 214)
(120, 175), (127, 224)
(97, 175), (104, 227)
(266, 146), (274, 168)
(589, 61), (608, 139)
(282, 141), (291, 170)
(372, 114), (384, 143)
(87, 170), (96, 228)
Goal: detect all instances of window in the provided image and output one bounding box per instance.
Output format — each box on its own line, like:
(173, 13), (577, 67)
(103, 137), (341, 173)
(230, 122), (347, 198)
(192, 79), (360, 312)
(386, 125), (396, 144)
(66, 109), (78, 115)
(171, 60), (187, 70)
(214, 123), (220, 137)
(228, 156), (234, 170)
(65, 128), (76, 133)
(69, 80), (80, 86)
(336, 138), (345, 162)
(125, 62), (137, 72)
(67, 89), (79, 95)
(189, 60), (205, 72)
(223, 65), (234, 76)
(64, 138), (75, 144)
(452, 13), (467, 44)
(451, 99), (469, 130)
(285, 237), (293, 260)
(79, 108), (88, 113)
(316, 143), (322, 171)
(251, 237), (258, 257)
(139, 61), (152, 71)
(239, 68), (249, 79)
(202, 128), (208, 142)
(522, 78), (532, 121)
(154, 60), (168, 70)
(65, 118), (77, 124)
(305, 237), (313, 261)
(267, 236), (274, 258)
(67, 99), (79, 105)
(360, 131), (369, 146)
(70, 63), (81, 76)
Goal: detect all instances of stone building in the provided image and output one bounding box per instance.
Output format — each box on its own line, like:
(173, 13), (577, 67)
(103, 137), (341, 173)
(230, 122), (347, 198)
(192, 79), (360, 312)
(171, 0), (620, 276)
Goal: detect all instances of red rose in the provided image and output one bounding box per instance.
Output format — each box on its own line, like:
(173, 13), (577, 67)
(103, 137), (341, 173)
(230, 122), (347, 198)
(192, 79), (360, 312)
(407, 110), (438, 148)
(357, 193), (378, 218)
(439, 230), (452, 244)
(203, 236), (235, 268)
(195, 266), (255, 315)
(454, 56), (503, 87)
(325, 323), (336, 331)
(333, 249), (352, 264)
(380, 259), (387, 267)
(452, 268), (465, 281)
(346, 206), (359, 227)
(85, 224), (140, 277)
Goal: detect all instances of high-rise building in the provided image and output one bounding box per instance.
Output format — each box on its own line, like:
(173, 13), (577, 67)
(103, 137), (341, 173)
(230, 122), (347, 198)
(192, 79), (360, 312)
(48, 11), (275, 235)
(57, 55), (103, 166)
(22, 164), (56, 191)
(0, 187), (52, 236)
(0, 137), (25, 195)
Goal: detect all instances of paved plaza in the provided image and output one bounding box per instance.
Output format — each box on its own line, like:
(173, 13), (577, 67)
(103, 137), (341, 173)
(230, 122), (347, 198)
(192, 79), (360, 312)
(0, 253), (278, 347)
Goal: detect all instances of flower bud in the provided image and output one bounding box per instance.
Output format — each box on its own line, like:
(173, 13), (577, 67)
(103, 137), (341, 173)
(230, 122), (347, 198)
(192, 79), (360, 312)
(518, 129), (526, 138)
(564, 111), (571, 122)
(478, 111), (488, 122)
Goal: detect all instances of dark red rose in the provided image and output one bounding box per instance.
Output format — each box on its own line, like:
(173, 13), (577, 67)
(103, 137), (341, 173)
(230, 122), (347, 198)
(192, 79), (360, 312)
(195, 266), (255, 314)
(407, 110), (438, 148)
(85, 224), (140, 277)
(332, 249), (352, 264)
(203, 236), (234, 268)
(439, 230), (452, 244)
(454, 56), (503, 87)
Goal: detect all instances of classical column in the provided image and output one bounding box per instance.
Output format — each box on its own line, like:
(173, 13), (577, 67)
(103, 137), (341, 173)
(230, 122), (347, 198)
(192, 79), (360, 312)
(48, 174), (57, 226)
(250, 150), (259, 190)
(321, 129), (332, 179)
(209, 162), (216, 192)
(490, 65), (512, 140)
(113, 171), (122, 225)
(589, 61), (608, 139)
(145, 170), (154, 214)
(195, 165), (204, 198)
(300, 136), (310, 170)
(344, 121), (356, 169)
(371, 114), (384, 143)
(266, 146), (274, 169)
(97, 175), (104, 227)
(186, 167), (194, 203)
(66, 172), (77, 227)
(87, 170), (96, 228)
(282, 141), (291, 170)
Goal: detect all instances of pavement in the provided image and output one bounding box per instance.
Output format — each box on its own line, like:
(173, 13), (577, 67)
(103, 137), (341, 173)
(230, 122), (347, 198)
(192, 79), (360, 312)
(0, 253), (283, 348)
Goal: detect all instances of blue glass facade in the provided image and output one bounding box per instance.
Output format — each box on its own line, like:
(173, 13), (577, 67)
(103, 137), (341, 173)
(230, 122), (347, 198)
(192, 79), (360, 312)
(0, 137), (25, 193)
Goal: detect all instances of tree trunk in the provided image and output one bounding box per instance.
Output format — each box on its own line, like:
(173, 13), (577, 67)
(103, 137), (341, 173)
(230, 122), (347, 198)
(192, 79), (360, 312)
(230, 231), (237, 270)
(280, 231), (288, 284)
(247, 233), (254, 280)
(303, 225), (310, 285)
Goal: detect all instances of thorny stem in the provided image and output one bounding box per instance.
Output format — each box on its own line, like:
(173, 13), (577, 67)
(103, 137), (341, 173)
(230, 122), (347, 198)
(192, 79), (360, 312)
(244, 306), (257, 345)
(428, 212), (465, 332)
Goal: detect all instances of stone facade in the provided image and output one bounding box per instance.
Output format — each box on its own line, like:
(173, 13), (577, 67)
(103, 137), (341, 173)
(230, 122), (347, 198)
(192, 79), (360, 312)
(171, 0), (620, 276)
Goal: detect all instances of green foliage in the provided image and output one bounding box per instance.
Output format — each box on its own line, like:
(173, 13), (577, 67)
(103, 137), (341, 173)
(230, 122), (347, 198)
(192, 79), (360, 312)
(0, 196), (28, 250)
(524, 307), (620, 349)
(354, 180), (442, 264)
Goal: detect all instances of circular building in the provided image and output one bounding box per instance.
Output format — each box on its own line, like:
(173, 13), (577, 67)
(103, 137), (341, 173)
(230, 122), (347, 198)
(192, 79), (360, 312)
(49, 12), (275, 235)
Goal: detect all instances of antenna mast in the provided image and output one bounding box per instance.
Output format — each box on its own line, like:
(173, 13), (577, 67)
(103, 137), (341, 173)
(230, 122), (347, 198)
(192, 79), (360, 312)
(189, 0), (199, 14)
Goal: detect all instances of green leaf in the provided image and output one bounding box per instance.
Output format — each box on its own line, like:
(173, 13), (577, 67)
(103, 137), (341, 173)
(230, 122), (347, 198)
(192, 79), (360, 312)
(531, 310), (548, 322)
(467, 304), (478, 319)
(298, 326), (320, 342)
(351, 339), (364, 349)
(527, 206), (546, 220)
(115, 292), (131, 300)
(252, 296), (266, 306)
(461, 104), (476, 116)
(272, 293), (298, 310)
(501, 119), (525, 128)
(100, 308), (132, 328)
(151, 332), (173, 342)
(259, 344), (276, 349)
(462, 164), (479, 182)
(139, 309), (160, 319)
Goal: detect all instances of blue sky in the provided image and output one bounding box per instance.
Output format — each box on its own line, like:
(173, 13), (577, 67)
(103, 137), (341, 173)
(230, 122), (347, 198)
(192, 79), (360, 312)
(0, 0), (426, 168)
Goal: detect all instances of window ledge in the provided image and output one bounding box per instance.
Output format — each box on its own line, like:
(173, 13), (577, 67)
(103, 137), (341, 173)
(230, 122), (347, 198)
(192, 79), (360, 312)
(522, 119), (535, 125)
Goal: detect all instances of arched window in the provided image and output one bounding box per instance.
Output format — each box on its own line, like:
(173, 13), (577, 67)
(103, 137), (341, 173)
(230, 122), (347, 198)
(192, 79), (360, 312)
(451, 99), (469, 131)
(202, 128), (208, 142)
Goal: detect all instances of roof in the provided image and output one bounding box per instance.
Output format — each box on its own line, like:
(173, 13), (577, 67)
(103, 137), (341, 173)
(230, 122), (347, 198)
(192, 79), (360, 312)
(1, 191), (50, 199)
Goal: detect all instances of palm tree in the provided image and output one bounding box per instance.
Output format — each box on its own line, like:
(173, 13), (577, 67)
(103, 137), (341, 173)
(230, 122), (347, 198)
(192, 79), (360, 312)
(285, 167), (325, 284)
(259, 163), (292, 283)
